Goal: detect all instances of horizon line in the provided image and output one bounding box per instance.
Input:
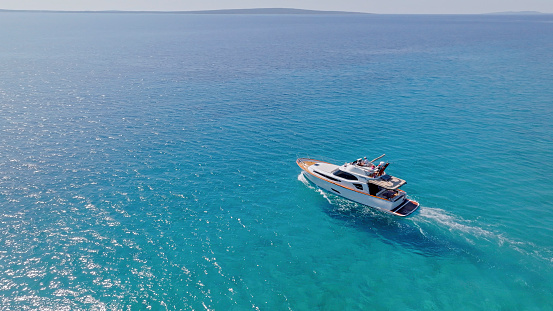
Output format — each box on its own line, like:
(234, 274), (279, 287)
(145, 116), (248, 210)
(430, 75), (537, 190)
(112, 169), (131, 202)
(0, 8), (552, 15)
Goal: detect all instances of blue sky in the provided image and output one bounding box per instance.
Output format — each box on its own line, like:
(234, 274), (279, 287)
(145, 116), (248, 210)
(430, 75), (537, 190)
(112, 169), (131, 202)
(1, 0), (552, 14)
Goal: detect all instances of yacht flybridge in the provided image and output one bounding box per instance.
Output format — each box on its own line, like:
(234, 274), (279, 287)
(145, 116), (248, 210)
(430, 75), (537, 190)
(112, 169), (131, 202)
(297, 154), (419, 216)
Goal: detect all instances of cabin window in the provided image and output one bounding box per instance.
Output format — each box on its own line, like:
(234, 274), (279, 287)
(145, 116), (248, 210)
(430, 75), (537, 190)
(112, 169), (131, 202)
(368, 183), (380, 196)
(314, 170), (341, 182)
(353, 184), (363, 190)
(333, 170), (358, 181)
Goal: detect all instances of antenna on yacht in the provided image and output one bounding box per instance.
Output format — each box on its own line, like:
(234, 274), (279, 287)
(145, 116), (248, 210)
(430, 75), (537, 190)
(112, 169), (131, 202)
(370, 154), (386, 163)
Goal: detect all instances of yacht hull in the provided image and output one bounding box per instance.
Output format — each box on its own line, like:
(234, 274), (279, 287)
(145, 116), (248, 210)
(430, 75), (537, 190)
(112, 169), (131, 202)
(297, 158), (419, 217)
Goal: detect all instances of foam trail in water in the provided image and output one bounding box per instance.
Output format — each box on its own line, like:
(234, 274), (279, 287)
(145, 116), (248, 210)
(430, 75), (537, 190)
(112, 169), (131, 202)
(299, 173), (552, 262)
(298, 172), (330, 198)
(413, 206), (553, 263)
(415, 207), (497, 242)
(297, 172), (311, 187)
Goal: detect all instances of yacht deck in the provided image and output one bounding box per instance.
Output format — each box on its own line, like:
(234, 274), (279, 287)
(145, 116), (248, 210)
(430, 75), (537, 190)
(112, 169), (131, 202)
(367, 175), (406, 190)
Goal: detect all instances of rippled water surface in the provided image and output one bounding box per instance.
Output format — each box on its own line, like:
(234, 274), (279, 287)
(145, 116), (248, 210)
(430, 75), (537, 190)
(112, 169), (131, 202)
(1, 13), (553, 310)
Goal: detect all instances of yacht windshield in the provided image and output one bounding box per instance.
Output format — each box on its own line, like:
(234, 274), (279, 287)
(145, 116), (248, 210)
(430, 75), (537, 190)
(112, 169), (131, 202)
(333, 170), (358, 181)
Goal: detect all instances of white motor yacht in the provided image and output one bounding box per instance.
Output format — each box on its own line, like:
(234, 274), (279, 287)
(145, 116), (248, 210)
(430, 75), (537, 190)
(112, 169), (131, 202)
(297, 154), (419, 216)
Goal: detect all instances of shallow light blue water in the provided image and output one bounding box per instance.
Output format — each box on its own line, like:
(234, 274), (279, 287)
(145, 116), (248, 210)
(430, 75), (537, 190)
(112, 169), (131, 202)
(1, 12), (553, 310)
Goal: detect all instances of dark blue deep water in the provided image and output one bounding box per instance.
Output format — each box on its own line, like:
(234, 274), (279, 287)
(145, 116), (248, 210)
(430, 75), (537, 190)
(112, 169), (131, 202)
(1, 12), (553, 310)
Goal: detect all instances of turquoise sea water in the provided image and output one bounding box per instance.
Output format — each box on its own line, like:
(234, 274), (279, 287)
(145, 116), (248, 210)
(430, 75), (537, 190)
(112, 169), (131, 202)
(1, 12), (553, 310)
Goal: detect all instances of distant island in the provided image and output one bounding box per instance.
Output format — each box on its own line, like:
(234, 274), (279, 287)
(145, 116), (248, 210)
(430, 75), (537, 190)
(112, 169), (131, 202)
(485, 11), (549, 15)
(178, 8), (367, 15)
(0, 8), (368, 15)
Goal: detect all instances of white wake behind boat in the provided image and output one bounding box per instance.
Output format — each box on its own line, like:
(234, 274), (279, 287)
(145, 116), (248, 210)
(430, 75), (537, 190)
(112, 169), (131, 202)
(297, 155), (419, 216)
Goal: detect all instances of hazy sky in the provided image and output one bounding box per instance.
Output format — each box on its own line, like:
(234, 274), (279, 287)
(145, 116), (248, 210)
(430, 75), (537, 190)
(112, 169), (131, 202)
(1, 0), (552, 14)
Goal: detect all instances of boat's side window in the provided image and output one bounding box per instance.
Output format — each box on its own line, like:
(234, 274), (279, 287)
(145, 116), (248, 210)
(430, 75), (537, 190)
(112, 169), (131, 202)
(353, 183), (363, 190)
(314, 170), (341, 182)
(368, 183), (380, 196)
(333, 170), (358, 181)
